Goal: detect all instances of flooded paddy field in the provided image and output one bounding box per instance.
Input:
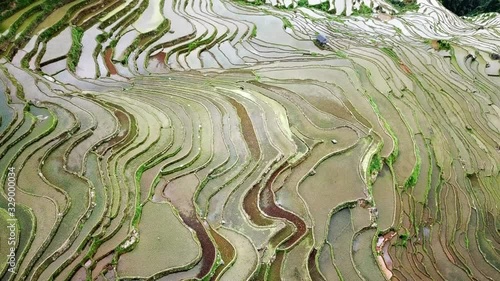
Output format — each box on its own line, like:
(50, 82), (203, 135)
(1, 0), (499, 280)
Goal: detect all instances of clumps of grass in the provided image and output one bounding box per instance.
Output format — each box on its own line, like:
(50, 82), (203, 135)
(404, 165), (419, 188)
(109, 39), (118, 47)
(67, 26), (84, 72)
(386, 149), (397, 166)
(96, 33), (109, 43)
(381, 47), (399, 61)
(404, 143), (421, 189)
(404, 150), (421, 189)
(233, 0), (264, 6)
(351, 3), (373, 16)
(281, 17), (293, 29)
(397, 231), (410, 247)
(184, 32), (216, 54)
(359, 3), (373, 14)
(276, 3), (294, 9)
(250, 25), (257, 38)
(297, 0), (308, 7)
(188, 38), (202, 51)
(297, 0), (336, 14)
(254, 72), (261, 81)
(369, 153), (383, 175)
(131, 204), (143, 226)
(329, 15), (344, 23)
(367, 96), (399, 167)
(40, 1), (59, 13)
(437, 40), (452, 51)
(310, 1), (331, 12)
(423, 38), (452, 51)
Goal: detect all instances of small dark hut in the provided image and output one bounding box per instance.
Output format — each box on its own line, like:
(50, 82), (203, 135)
(316, 34), (328, 45)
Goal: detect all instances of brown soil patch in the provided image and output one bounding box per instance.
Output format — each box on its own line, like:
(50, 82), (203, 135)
(104, 48), (117, 75)
(227, 97), (260, 160)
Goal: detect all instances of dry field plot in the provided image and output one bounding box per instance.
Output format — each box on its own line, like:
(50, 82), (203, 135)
(0, 0), (499, 280)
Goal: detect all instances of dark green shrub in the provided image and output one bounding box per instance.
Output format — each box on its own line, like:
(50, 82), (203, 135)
(388, 0), (420, 13)
(437, 40), (452, 51)
(96, 33), (108, 43)
(297, 0), (308, 7)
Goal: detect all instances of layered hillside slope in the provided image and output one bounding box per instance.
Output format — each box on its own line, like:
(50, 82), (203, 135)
(0, 0), (499, 280)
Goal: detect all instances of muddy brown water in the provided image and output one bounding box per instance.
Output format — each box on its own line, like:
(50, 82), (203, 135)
(243, 183), (274, 226)
(268, 223), (294, 249)
(180, 213), (216, 279)
(97, 109), (129, 154)
(226, 97), (260, 160)
(260, 164), (307, 247)
(163, 175), (215, 278)
(152, 51), (167, 65)
(209, 227), (235, 281)
(104, 48), (117, 75)
(228, 96), (276, 227)
(308, 248), (326, 281)
(268, 250), (285, 280)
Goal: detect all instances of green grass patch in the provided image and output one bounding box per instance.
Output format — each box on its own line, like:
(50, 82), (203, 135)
(253, 71), (261, 81)
(367, 97), (399, 166)
(404, 145), (421, 189)
(67, 26), (84, 72)
(276, 3), (294, 9)
(381, 47), (399, 61)
(250, 25), (257, 38)
(351, 3), (372, 16)
(281, 17), (292, 29)
(388, 0), (420, 13)
(310, 1), (330, 12)
(96, 32), (108, 43)
(188, 39), (201, 52)
(396, 230), (410, 247)
(40, 0), (60, 13)
(233, 0), (264, 6)
(297, 0), (308, 7)
(369, 153), (383, 175)
(109, 38), (118, 47)
(437, 40), (452, 51)
(297, 0), (336, 14)
(328, 15), (344, 23)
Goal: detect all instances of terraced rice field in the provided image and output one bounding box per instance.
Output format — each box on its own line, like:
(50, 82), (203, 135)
(0, 0), (499, 280)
